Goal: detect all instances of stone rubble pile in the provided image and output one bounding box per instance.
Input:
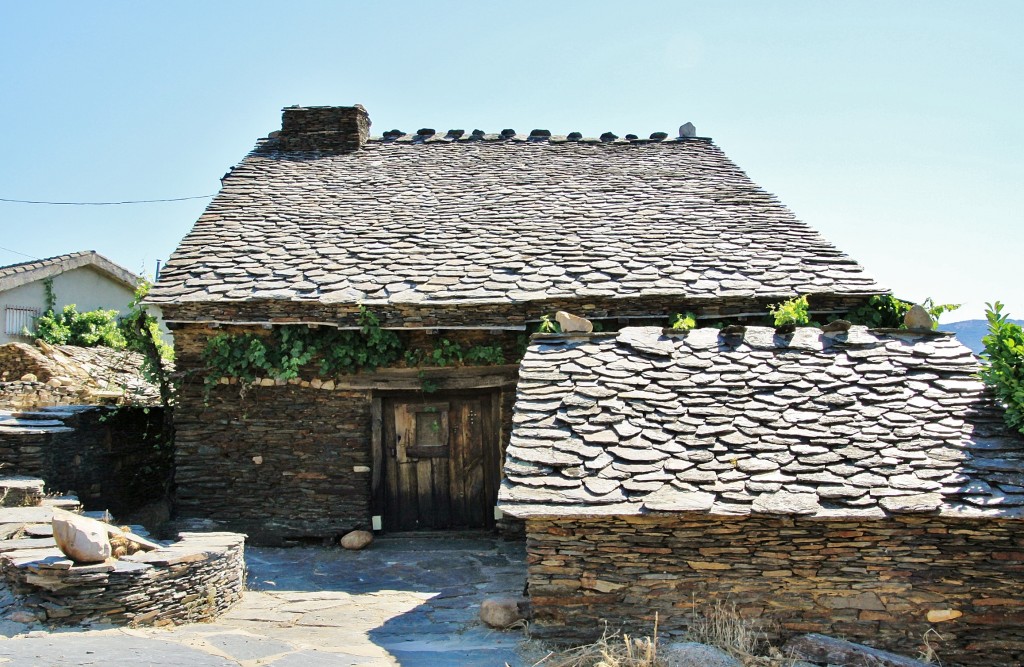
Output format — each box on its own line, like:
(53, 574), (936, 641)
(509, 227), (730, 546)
(0, 340), (163, 409)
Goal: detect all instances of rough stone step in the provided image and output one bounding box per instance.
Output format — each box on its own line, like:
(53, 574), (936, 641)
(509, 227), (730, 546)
(0, 476), (45, 490)
(0, 425), (75, 434)
(24, 524), (53, 537)
(3, 410), (70, 421)
(0, 476), (46, 509)
(40, 496), (81, 511)
(0, 506), (55, 524)
(0, 419), (66, 428)
(0, 537), (57, 553)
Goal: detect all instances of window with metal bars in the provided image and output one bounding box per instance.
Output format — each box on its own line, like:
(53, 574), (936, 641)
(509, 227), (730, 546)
(3, 306), (40, 336)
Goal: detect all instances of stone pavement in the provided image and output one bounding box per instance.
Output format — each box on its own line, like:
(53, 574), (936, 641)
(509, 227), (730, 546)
(0, 534), (531, 666)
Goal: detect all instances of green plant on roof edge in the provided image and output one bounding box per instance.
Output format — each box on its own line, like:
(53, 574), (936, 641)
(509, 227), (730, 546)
(769, 295), (811, 327)
(537, 314), (561, 334)
(844, 294), (960, 330)
(668, 312), (698, 331)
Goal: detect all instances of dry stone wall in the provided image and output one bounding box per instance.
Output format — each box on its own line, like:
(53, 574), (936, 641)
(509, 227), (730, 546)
(0, 406), (168, 517)
(0, 381), (89, 409)
(0, 342), (161, 408)
(525, 514), (1024, 667)
(3, 532), (244, 626)
(175, 381), (374, 543)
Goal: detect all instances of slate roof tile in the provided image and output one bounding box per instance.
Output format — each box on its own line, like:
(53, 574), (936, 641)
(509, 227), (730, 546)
(151, 131), (885, 311)
(499, 325), (1024, 520)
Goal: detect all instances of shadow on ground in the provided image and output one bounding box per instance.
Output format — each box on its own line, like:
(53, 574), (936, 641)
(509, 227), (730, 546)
(0, 533), (531, 667)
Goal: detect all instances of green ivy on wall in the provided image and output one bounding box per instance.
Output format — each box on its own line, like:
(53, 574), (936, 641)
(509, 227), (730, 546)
(202, 306), (511, 393)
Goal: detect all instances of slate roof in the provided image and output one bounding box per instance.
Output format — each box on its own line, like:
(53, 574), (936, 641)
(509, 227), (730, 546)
(0, 251), (139, 293)
(150, 130), (885, 311)
(498, 326), (1024, 520)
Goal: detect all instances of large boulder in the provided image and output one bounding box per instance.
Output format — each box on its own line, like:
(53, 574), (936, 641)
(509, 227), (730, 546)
(51, 509), (111, 564)
(904, 305), (934, 330)
(340, 530), (373, 550)
(555, 311), (594, 333)
(479, 597), (530, 629)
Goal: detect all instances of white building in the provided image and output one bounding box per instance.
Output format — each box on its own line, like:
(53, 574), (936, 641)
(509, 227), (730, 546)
(0, 251), (157, 344)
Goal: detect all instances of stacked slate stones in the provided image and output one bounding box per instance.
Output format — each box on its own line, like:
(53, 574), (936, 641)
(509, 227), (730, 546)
(501, 326), (1022, 516)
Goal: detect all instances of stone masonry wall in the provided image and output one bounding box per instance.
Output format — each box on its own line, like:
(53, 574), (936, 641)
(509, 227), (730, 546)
(4, 532), (244, 626)
(175, 381), (373, 543)
(160, 293), (871, 330)
(0, 381), (90, 409)
(0, 407), (168, 517)
(172, 324), (520, 543)
(526, 514), (1024, 667)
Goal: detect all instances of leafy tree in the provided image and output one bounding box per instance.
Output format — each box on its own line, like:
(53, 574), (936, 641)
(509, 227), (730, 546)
(980, 302), (1024, 434)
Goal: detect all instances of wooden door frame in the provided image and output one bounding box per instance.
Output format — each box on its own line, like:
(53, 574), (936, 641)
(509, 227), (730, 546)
(371, 388), (502, 531)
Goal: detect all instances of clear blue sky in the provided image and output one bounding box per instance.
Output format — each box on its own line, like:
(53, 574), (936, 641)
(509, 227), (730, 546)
(1, 1), (1021, 321)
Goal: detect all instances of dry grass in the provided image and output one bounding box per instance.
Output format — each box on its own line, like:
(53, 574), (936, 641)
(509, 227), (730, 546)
(519, 602), (780, 667)
(109, 525), (145, 559)
(917, 628), (943, 665)
(522, 616), (665, 667)
(687, 598), (765, 659)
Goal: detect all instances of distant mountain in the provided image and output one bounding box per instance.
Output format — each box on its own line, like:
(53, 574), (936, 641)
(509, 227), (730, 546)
(942, 319), (1024, 355)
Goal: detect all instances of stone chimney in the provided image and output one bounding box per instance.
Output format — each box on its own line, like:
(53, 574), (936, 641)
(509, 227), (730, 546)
(275, 105), (371, 151)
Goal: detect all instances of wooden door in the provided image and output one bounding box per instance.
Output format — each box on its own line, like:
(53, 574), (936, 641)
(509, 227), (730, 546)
(379, 393), (499, 531)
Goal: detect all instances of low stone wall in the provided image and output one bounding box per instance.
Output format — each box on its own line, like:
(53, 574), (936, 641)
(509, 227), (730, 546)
(3, 532), (245, 626)
(0, 381), (89, 410)
(0, 477), (44, 508)
(525, 514), (1024, 667)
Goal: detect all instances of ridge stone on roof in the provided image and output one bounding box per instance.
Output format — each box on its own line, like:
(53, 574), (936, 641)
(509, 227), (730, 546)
(499, 325), (1024, 520)
(150, 118), (886, 318)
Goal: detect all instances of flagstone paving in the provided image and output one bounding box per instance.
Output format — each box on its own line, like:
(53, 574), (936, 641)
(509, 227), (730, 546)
(0, 535), (529, 666)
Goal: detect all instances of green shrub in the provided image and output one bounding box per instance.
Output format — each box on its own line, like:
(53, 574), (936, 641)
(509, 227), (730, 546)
(33, 304), (126, 348)
(980, 301), (1024, 434)
(537, 314), (561, 333)
(769, 295), (810, 327)
(668, 312), (697, 331)
(121, 280), (173, 360)
(845, 295), (959, 329)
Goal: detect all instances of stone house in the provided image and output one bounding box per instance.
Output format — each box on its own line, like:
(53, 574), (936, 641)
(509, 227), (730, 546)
(149, 104), (886, 542)
(498, 325), (1023, 665)
(0, 251), (149, 345)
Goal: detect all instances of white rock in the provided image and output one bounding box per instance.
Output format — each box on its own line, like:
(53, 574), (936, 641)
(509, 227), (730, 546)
(904, 305), (933, 330)
(19, 373), (37, 382)
(340, 530), (373, 550)
(927, 608), (962, 623)
(51, 508), (111, 564)
(479, 597), (528, 629)
(555, 311), (593, 333)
